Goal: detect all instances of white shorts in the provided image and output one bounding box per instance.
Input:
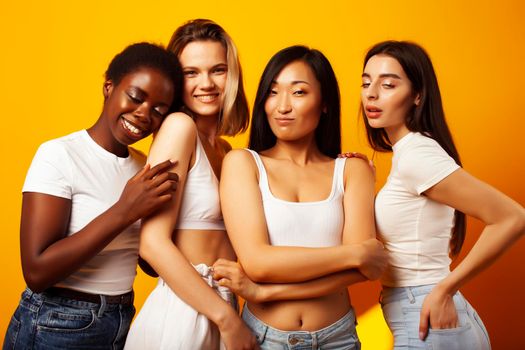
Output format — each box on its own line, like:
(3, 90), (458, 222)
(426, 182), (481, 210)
(124, 263), (237, 350)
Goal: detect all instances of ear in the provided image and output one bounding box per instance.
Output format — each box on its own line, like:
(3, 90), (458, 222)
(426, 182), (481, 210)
(414, 93), (421, 106)
(103, 80), (114, 100)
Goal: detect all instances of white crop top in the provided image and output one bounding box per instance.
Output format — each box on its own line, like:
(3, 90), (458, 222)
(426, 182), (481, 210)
(175, 136), (225, 231)
(375, 132), (460, 287)
(247, 150), (345, 247)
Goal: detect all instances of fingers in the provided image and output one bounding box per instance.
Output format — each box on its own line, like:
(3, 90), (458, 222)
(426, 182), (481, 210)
(150, 171), (179, 192)
(145, 159), (178, 179)
(419, 308), (430, 340)
(131, 163), (151, 180)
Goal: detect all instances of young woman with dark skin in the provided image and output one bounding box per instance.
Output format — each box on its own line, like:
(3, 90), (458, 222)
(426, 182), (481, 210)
(3, 43), (181, 350)
(355, 40), (525, 349)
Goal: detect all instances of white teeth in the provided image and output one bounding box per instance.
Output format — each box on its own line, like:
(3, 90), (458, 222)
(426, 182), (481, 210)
(123, 119), (142, 135)
(195, 95), (217, 102)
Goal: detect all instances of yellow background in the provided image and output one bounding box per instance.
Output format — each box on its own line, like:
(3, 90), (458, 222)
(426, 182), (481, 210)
(1, 1), (524, 349)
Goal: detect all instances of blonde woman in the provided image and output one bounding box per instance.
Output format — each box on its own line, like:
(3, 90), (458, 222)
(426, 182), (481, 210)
(125, 19), (256, 350)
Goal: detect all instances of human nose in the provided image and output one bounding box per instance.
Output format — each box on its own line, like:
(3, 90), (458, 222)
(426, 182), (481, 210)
(365, 83), (378, 100)
(277, 93), (292, 114)
(199, 73), (215, 90)
(134, 102), (152, 123)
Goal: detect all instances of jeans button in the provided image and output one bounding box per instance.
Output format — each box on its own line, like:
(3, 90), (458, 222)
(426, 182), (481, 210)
(289, 336), (299, 345)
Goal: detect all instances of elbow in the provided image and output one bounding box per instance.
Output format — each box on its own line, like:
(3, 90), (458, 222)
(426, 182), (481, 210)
(512, 207), (525, 238)
(138, 235), (158, 264)
(22, 266), (50, 293)
(242, 262), (274, 283)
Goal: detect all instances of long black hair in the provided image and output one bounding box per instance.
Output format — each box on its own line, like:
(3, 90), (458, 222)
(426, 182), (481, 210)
(362, 40), (466, 257)
(249, 45), (341, 158)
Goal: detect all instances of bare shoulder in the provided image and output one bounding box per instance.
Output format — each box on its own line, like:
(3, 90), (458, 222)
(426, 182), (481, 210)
(343, 157), (375, 184)
(223, 149), (257, 171)
(160, 111), (196, 130)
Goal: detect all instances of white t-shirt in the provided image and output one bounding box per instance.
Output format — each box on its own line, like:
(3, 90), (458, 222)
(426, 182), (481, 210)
(23, 130), (146, 295)
(375, 132), (460, 287)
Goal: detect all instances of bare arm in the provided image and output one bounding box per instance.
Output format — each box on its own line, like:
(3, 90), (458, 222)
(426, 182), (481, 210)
(418, 168), (525, 336)
(221, 151), (383, 283)
(21, 161), (177, 292)
(138, 113), (251, 343)
(214, 158), (383, 300)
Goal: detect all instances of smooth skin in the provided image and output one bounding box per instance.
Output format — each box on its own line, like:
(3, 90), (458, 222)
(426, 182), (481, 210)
(138, 41), (257, 350)
(21, 67), (178, 293)
(219, 60), (387, 331)
(361, 54), (525, 339)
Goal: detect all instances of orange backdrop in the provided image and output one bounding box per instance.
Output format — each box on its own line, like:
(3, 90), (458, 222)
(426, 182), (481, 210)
(1, 1), (524, 349)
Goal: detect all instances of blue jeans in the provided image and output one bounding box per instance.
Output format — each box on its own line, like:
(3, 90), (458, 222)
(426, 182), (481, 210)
(380, 284), (491, 350)
(3, 288), (135, 350)
(242, 305), (361, 349)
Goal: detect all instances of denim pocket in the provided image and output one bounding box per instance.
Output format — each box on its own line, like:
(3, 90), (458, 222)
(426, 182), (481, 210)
(427, 311), (476, 350)
(37, 305), (96, 333)
(3, 313), (21, 349)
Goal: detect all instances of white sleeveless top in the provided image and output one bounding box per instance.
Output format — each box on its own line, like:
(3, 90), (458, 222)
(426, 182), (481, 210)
(247, 150), (345, 247)
(175, 137), (225, 231)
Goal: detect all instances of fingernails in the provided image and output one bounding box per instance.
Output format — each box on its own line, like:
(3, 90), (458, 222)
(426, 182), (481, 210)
(419, 332), (425, 340)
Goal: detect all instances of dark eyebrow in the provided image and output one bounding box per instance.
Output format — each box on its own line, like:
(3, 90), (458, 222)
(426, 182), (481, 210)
(362, 73), (402, 79)
(271, 80), (311, 85)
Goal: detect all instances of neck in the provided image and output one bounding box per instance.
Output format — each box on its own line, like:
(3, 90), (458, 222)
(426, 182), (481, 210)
(270, 134), (323, 165)
(195, 115), (220, 146)
(385, 124), (410, 146)
(87, 117), (128, 157)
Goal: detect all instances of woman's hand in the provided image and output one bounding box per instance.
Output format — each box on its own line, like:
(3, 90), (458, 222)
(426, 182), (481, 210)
(418, 285), (458, 340)
(354, 239), (388, 280)
(116, 160), (179, 224)
(213, 259), (262, 303)
(338, 151), (375, 174)
(216, 309), (259, 350)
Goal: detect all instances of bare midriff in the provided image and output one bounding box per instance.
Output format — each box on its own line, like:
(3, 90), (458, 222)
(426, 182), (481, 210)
(247, 290), (352, 331)
(174, 229), (236, 266)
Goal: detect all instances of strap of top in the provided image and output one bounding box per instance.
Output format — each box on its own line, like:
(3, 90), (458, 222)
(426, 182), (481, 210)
(333, 157), (346, 194)
(245, 149), (271, 195)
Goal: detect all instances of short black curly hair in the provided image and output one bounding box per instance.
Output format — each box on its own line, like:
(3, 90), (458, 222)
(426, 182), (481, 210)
(105, 42), (183, 111)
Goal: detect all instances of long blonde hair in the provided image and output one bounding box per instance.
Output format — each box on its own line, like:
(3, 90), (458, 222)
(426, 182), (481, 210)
(168, 19), (249, 136)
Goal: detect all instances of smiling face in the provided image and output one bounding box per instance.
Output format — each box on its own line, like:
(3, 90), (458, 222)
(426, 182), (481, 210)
(178, 40), (227, 121)
(264, 60), (324, 143)
(361, 54), (419, 139)
(102, 67), (174, 153)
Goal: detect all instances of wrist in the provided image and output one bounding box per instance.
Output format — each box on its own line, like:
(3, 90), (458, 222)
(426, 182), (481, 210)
(211, 306), (237, 331)
(347, 244), (362, 269)
(110, 201), (136, 227)
(254, 284), (269, 303)
(434, 280), (458, 297)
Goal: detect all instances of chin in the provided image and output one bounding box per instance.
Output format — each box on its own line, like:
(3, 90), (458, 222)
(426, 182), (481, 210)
(366, 119), (385, 129)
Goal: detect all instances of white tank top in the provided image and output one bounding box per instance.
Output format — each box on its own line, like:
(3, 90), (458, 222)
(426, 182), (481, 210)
(176, 137), (225, 231)
(247, 150), (345, 247)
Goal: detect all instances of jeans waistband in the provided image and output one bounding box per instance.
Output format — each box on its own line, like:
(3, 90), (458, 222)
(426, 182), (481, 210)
(44, 287), (134, 305)
(380, 284), (438, 305)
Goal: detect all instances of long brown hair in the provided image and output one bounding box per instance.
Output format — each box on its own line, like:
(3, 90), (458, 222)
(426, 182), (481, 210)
(167, 19), (249, 136)
(362, 40), (466, 257)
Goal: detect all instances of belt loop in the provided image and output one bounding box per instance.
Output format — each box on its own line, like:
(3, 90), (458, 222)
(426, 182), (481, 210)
(98, 295), (107, 317)
(405, 287), (416, 304)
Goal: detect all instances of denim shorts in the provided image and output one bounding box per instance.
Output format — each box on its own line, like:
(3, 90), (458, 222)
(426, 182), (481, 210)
(242, 305), (361, 349)
(380, 284), (491, 350)
(3, 288), (135, 350)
